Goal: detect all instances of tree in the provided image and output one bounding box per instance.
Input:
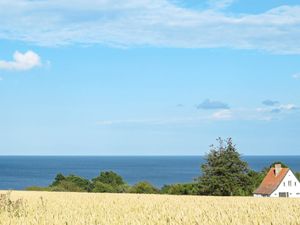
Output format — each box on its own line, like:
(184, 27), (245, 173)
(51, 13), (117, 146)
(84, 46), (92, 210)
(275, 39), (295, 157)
(51, 180), (86, 192)
(51, 173), (66, 186)
(50, 173), (93, 192)
(91, 171), (128, 193)
(295, 172), (300, 181)
(198, 138), (252, 196)
(247, 169), (265, 194)
(129, 181), (159, 194)
(65, 175), (93, 192)
(92, 182), (115, 193)
(92, 171), (125, 186)
(160, 183), (199, 195)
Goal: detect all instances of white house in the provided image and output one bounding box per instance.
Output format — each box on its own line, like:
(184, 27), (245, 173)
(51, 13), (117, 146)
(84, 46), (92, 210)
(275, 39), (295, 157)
(254, 164), (300, 198)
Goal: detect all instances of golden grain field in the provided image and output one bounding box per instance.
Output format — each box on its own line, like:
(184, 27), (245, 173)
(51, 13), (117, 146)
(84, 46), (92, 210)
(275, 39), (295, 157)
(0, 190), (300, 225)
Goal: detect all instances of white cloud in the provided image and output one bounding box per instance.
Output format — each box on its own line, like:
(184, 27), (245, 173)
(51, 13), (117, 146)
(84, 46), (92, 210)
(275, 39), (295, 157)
(96, 102), (300, 126)
(257, 103), (299, 114)
(292, 73), (300, 79)
(0, 51), (41, 71)
(211, 109), (233, 120)
(0, 1), (300, 53)
(96, 103), (300, 126)
(279, 104), (299, 111)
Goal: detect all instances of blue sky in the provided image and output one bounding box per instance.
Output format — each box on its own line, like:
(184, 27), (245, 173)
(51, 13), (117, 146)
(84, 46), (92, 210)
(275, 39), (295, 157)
(0, 0), (300, 155)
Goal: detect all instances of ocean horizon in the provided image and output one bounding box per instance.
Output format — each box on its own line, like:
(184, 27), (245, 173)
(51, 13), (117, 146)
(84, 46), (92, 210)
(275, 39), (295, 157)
(1, 155), (300, 190)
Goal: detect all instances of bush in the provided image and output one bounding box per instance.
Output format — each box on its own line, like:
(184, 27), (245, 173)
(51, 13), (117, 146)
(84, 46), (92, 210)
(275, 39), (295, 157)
(161, 183), (199, 195)
(92, 171), (125, 186)
(92, 182), (115, 193)
(129, 181), (159, 194)
(91, 171), (128, 193)
(50, 174), (93, 192)
(25, 186), (51, 191)
(295, 172), (300, 181)
(50, 180), (86, 192)
(51, 173), (66, 186)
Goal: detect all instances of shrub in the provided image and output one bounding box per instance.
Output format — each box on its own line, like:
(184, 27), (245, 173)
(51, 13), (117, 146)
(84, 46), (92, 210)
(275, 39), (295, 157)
(92, 171), (125, 186)
(295, 172), (300, 181)
(25, 186), (51, 191)
(129, 181), (159, 194)
(50, 180), (86, 192)
(92, 182), (115, 193)
(50, 174), (93, 192)
(161, 183), (199, 195)
(91, 171), (128, 193)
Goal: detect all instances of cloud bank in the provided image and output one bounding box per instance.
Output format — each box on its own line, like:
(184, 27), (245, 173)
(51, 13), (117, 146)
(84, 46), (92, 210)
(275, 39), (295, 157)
(0, 0), (300, 53)
(0, 51), (41, 71)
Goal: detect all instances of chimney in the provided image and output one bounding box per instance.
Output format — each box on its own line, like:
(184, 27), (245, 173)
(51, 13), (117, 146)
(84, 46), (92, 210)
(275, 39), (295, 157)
(275, 164), (282, 176)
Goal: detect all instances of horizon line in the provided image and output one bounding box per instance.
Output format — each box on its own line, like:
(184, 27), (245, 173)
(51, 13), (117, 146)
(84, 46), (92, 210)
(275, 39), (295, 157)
(0, 154), (299, 157)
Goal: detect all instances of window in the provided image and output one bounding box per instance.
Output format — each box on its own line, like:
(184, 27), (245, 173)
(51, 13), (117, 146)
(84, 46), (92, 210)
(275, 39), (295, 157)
(288, 181), (292, 187)
(283, 182), (285, 187)
(279, 192), (289, 197)
(295, 182), (297, 186)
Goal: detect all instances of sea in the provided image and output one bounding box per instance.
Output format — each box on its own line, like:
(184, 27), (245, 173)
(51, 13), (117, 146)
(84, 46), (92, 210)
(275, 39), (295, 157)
(0, 156), (299, 190)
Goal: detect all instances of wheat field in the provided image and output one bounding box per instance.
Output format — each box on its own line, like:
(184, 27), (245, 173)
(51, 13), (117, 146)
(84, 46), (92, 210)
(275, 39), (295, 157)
(1, 191), (300, 225)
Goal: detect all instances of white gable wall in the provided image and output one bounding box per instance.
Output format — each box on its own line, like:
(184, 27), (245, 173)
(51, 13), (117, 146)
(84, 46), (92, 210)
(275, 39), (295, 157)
(270, 170), (300, 198)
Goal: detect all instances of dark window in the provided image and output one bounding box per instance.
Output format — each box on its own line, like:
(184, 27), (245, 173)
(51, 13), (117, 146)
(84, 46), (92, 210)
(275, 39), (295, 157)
(279, 192), (289, 198)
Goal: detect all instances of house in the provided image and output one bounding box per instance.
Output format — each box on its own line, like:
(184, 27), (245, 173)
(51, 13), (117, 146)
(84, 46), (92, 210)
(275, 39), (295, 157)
(253, 164), (300, 198)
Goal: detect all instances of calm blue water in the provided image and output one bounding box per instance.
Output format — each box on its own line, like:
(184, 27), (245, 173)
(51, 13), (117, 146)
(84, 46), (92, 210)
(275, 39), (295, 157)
(0, 156), (299, 190)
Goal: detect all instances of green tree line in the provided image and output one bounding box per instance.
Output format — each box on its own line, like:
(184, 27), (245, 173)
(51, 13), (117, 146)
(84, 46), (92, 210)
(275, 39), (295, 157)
(26, 138), (300, 196)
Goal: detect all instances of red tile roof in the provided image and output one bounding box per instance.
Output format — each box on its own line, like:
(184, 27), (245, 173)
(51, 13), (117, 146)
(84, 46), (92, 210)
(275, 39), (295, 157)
(254, 167), (289, 195)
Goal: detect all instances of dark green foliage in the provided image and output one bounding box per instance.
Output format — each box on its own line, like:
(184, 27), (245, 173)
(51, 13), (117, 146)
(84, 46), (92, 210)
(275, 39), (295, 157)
(91, 171), (128, 193)
(92, 182), (129, 193)
(198, 138), (252, 196)
(160, 183), (199, 195)
(295, 172), (300, 181)
(66, 175), (93, 191)
(247, 170), (265, 193)
(92, 182), (115, 193)
(92, 171), (125, 186)
(129, 181), (159, 194)
(51, 173), (66, 186)
(25, 145), (300, 196)
(50, 180), (86, 192)
(50, 174), (93, 192)
(25, 186), (51, 191)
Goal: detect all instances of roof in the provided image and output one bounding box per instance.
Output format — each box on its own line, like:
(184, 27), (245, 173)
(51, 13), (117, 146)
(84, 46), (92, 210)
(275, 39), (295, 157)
(253, 167), (289, 195)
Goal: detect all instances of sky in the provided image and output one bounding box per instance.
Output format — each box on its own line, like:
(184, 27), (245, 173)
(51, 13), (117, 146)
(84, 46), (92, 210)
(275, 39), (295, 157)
(0, 0), (300, 155)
